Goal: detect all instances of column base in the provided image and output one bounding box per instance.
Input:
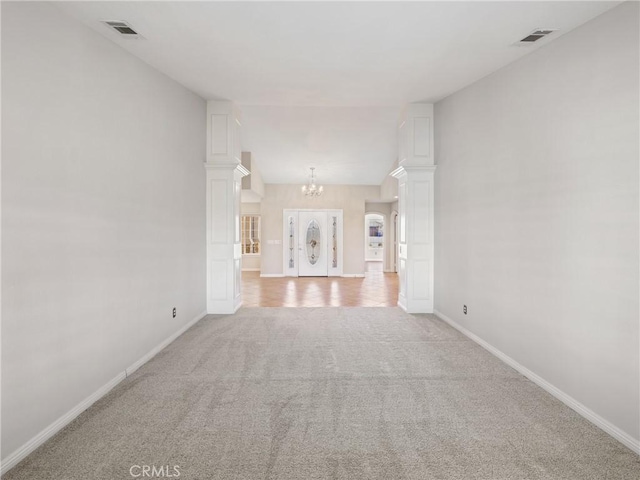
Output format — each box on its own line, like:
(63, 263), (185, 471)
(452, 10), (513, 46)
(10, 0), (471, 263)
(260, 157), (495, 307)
(207, 298), (242, 315)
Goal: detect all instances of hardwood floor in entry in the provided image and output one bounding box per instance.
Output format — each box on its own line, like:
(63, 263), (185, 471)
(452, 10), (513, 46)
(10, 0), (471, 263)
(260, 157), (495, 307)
(242, 262), (398, 307)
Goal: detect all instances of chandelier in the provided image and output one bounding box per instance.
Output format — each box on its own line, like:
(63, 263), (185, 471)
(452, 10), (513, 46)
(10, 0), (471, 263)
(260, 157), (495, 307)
(301, 167), (323, 197)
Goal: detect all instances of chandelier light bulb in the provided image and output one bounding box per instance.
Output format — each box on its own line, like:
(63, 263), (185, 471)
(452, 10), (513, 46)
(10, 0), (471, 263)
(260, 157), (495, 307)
(302, 167), (323, 197)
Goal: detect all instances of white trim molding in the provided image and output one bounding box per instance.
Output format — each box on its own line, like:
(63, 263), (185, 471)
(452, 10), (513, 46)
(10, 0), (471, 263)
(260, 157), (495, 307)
(391, 164), (436, 314)
(282, 209), (344, 278)
(125, 310), (207, 377)
(260, 273), (284, 278)
(205, 162), (247, 314)
(434, 309), (640, 455)
(341, 273), (365, 278)
(0, 372), (125, 476)
(205, 101), (247, 315)
(1, 310), (208, 476)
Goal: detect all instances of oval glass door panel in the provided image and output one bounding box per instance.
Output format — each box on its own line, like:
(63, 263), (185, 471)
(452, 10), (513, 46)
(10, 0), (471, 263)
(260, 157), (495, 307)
(305, 220), (321, 265)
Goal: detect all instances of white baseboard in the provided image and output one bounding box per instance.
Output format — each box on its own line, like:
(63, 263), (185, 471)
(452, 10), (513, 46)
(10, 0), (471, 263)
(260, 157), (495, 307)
(260, 273), (367, 278)
(241, 268), (260, 272)
(1, 310), (208, 475)
(126, 310), (207, 376)
(397, 293), (407, 312)
(433, 309), (640, 455)
(233, 300), (242, 314)
(0, 371), (125, 476)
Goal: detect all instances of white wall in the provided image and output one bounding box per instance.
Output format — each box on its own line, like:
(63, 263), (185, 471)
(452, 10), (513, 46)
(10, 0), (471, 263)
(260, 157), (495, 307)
(260, 184), (380, 275)
(380, 168), (398, 201)
(435, 1), (639, 446)
(1, 2), (206, 461)
(241, 151), (265, 200)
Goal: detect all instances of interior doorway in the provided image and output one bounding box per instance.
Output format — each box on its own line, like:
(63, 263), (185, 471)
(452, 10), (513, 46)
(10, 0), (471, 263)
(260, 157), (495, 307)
(364, 213), (384, 262)
(242, 208), (397, 307)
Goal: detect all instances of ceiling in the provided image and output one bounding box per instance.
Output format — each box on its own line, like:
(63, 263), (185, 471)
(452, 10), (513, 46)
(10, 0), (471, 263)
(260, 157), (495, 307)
(242, 105), (400, 184)
(54, 1), (620, 185)
(56, 1), (619, 107)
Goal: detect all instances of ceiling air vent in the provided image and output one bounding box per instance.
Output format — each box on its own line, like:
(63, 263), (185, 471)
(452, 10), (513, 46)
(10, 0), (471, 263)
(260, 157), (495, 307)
(102, 21), (140, 38)
(519, 29), (556, 43)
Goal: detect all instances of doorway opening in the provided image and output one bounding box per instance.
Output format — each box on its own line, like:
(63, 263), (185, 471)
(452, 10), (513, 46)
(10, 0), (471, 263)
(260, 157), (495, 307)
(241, 208), (398, 307)
(364, 213), (384, 263)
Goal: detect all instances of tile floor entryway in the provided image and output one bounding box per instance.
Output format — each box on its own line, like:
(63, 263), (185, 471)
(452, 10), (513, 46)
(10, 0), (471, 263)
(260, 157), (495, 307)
(242, 262), (398, 307)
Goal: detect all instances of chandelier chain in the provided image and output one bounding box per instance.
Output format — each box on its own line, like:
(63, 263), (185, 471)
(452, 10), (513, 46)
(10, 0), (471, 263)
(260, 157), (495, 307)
(301, 167), (323, 197)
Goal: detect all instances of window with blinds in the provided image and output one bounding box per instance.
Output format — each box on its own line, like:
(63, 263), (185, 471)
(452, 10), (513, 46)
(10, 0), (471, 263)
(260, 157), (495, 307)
(241, 215), (260, 255)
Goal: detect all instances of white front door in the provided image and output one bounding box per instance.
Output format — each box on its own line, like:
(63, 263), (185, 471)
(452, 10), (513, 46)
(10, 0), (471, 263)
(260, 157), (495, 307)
(298, 210), (328, 277)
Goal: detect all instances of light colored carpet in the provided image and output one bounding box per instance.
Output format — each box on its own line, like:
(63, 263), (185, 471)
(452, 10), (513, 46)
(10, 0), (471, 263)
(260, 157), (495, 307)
(5, 308), (639, 479)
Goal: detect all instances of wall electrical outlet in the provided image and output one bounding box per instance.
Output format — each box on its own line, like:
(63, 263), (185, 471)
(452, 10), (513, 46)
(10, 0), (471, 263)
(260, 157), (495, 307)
(463, 305), (467, 315)
(172, 307), (177, 318)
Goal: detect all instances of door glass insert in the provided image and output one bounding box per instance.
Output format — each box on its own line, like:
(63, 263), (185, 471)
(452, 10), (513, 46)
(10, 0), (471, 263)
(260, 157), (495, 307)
(305, 220), (321, 265)
(288, 216), (295, 268)
(332, 216), (337, 268)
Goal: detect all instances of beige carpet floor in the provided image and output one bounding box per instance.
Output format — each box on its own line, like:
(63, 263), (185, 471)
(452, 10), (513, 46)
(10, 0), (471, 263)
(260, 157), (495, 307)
(5, 308), (639, 479)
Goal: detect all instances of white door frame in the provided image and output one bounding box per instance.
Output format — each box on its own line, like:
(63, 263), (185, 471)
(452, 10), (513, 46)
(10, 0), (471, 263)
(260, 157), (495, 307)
(283, 209), (343, 277)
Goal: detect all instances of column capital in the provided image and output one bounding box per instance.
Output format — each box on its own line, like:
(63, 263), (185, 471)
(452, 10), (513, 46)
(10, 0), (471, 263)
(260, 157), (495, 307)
(390, 165), (437, 179)
(204, 162), (250, 177)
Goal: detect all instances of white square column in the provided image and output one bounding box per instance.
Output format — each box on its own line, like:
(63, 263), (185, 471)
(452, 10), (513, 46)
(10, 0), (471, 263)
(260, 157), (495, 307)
(205, 101), (248, 314)
(392, 104), (436, 313)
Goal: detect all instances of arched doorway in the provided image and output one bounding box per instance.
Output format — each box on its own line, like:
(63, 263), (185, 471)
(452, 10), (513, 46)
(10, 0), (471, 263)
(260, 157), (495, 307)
(364, 213), (385, 264)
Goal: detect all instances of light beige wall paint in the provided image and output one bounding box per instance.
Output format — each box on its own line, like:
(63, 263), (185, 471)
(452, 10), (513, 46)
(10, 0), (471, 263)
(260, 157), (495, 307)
(242, 256), (261, 271)
(435, 2), (639, 444)
(2, 2), (206, 460)
(261, 184), (380, 275)
(241, 203), (261, 215)
(365, 202), (391, 216)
